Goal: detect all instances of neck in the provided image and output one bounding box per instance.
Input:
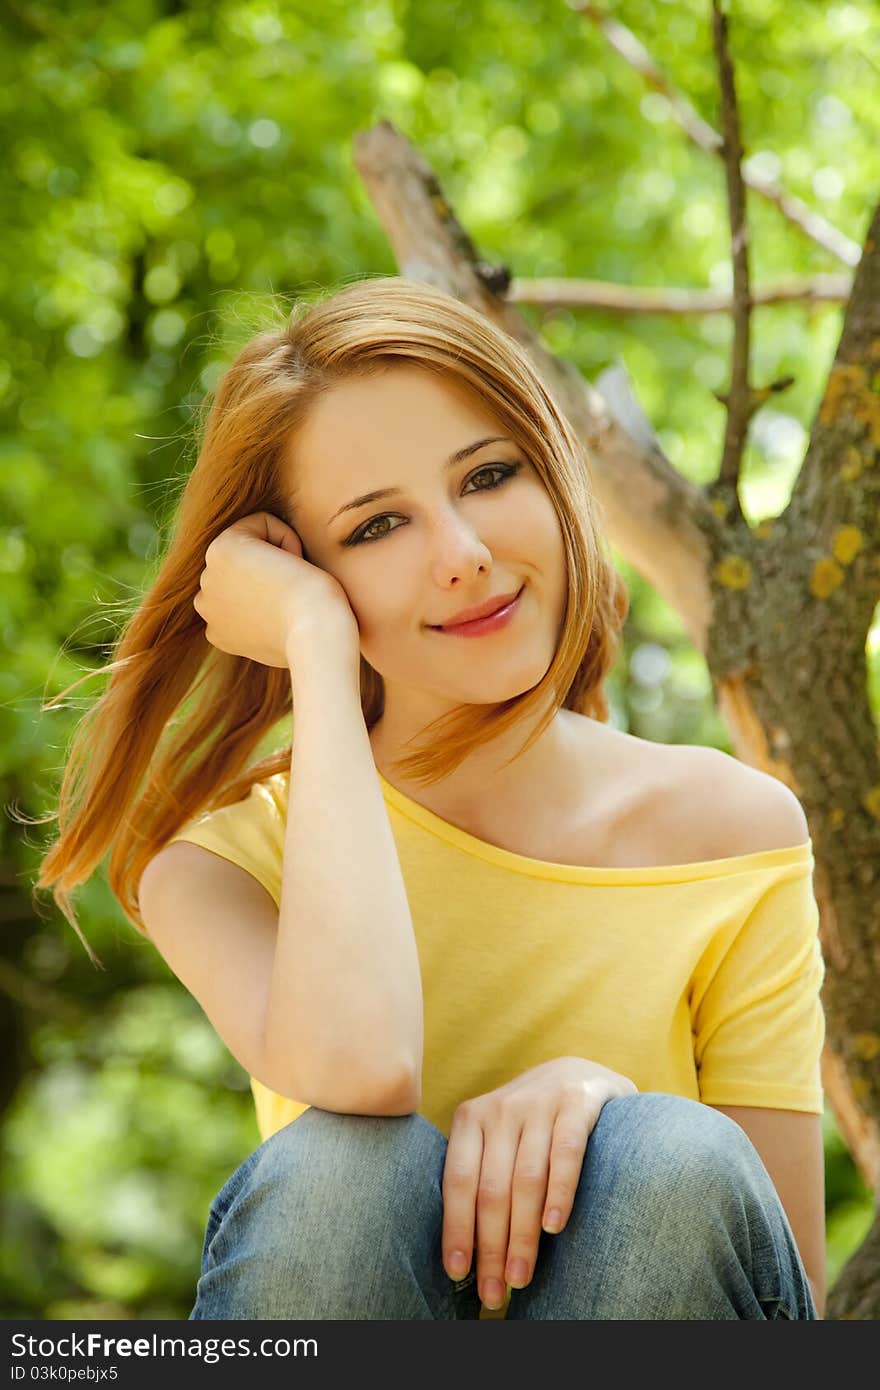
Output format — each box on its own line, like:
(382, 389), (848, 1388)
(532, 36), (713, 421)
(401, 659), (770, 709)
(369, 699), (578, 822)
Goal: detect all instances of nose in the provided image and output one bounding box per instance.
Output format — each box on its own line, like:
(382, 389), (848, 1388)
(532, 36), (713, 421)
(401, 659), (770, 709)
(427, 513), (494, 588)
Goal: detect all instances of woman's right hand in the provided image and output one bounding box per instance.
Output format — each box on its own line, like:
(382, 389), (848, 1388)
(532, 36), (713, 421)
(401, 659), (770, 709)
(193, 512), (361, 670)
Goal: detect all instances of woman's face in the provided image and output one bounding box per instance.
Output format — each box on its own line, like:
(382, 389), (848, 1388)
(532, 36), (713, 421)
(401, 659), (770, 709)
(283, 363), (568, 707)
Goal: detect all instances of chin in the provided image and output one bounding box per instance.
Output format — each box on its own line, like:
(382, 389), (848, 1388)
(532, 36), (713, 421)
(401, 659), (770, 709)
(446, 660), (548, 705)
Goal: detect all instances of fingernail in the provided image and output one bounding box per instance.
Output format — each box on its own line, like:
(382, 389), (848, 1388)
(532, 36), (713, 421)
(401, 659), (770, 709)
(506, 1257), (528, 1287)
(482, 1278), (505, 1309)
(448, 1250), (468, 1279)
(544, 1208), (563, 1233)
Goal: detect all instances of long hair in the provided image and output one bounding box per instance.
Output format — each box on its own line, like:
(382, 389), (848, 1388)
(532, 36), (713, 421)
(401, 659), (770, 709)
(29, 275), (629, 965)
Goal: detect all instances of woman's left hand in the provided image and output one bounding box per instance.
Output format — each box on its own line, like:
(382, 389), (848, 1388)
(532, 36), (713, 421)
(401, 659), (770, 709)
(440, 1056), (638, 1308)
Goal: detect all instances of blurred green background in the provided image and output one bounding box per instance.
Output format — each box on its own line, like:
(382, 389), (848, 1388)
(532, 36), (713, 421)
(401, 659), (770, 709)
(2, 0), (877, 1317)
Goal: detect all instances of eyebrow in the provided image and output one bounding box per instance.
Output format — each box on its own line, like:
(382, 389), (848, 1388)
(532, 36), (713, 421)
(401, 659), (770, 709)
(326, 436), (512, 526)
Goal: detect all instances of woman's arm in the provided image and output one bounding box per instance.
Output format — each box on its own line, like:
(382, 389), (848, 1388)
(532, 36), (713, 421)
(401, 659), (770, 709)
(710, 1105), (826, 1317)
(261, 622), (425, 1110)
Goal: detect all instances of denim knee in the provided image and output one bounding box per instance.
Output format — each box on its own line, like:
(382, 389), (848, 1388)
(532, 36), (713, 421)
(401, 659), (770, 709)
(590, 1091), (776, 1239)
(192, 1107), (453, 1319)
(204, 1108), (446, 1273)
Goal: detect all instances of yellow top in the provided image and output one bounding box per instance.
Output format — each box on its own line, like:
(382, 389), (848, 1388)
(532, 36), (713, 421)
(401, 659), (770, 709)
(165, 766), (825, 1320)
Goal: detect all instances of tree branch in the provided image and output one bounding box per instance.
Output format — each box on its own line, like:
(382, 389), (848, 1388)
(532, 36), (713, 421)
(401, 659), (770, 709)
(710, 0), (751, 517)
(508, 273), (851, 316)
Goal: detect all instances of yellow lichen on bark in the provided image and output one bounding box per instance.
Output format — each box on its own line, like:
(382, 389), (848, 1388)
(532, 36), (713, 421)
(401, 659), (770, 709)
(853, 1033), (880, 1062)
(820, 363), (867, 428)
(810, 557), (845, 597)
(714, 555), (752, 589)
(819, 360), (880, 445)
(863, 785), (880, 818)
(833, 526), (864, 564)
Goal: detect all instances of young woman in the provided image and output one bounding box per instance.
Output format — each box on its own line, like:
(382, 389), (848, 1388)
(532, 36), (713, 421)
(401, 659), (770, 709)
(36, 275), (826, 1319)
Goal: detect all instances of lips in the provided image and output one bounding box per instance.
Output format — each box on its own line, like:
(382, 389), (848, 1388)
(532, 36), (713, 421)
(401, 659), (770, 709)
(432, 585), (524, 630)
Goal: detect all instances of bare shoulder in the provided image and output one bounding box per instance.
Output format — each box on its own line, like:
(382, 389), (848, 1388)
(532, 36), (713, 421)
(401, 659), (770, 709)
(569, 716), (810, 864)
(661, 741), (811, 857)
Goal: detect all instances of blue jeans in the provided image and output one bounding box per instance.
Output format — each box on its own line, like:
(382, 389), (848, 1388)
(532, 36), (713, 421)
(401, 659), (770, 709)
(189, 1092), (817, 1320)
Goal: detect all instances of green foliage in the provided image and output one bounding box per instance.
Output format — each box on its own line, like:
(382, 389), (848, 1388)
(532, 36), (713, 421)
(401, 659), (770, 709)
(4, 983), (258, 1317)
(2, 0), (877, 1317)
(823, 1109), (874, 1289)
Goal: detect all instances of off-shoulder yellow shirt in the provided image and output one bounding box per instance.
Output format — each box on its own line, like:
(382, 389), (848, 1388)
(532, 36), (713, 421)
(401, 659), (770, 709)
(162, 767), (825, 1320)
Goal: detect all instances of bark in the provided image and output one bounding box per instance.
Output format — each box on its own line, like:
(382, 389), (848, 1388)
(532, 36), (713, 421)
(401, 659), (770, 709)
(352, 119), (880, 1318)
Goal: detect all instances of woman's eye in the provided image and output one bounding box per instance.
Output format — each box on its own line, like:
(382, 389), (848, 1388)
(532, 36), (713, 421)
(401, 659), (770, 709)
(344, 462), (521, 547)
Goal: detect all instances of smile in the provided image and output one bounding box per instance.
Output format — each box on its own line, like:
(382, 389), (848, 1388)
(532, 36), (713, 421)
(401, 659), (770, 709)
(431, 585), (525, 637)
